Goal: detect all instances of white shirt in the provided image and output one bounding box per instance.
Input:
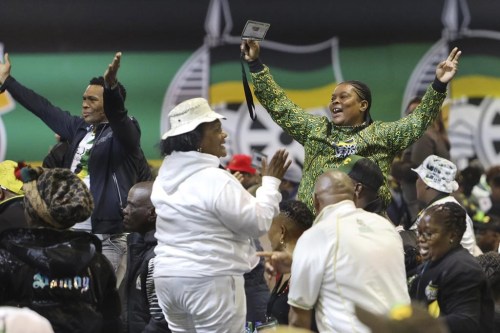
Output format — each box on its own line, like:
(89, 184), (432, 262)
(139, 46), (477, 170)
(70, 130), (94, 232)
(288, 200), (410, 333)
(152, 151), (281, 277)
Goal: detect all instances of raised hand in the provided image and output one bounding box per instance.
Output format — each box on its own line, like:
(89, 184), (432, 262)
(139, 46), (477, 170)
(436, 47), (461, 84)
(0, 53), (12, 85)
(232, 171), (245, 184)
(260, 149), (291, 180)
(104, 52), (122, 88)
(240, 40), (260, 62)
(257, 251), (293, 277)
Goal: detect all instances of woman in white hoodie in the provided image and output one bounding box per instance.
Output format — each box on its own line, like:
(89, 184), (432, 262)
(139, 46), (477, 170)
(152, 97), (290, 333)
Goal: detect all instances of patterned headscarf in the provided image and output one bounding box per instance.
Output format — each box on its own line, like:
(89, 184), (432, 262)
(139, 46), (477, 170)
(20, 167), (94, 229)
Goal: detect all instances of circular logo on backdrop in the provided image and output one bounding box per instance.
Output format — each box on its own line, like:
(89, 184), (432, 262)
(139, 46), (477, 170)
(477, 98), (500, 167)
(446, 97), (500, 170)
(405, 35), (500, 169)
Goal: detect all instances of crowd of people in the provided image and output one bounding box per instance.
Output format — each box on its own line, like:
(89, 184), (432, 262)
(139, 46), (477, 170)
(0, 39), (499, 333)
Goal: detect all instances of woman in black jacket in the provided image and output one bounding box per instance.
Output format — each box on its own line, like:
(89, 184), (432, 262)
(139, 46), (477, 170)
(409, 202), (494, 333)
(0, 167), (121, 333)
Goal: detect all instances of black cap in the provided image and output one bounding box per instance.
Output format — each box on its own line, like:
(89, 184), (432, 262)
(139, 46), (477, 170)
(335, 155), (384, 191)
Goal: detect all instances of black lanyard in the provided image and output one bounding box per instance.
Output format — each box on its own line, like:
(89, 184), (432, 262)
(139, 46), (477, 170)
(240, 52), (257, 121)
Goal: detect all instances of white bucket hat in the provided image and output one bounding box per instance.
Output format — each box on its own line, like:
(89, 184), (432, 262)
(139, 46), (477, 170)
(412, 155), (459, 194)
(161, 98), (225, 140)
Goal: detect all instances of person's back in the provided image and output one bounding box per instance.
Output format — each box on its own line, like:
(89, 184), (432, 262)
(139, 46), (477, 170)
(287, 170), (409, 332)
(0, 166), (121, 333)
(0, 229), (119, 333)
(291, 203), (409, 332)
(308, 204), (409, 331)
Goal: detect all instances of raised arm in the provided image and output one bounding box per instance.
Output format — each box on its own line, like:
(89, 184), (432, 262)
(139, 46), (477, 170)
(104, 52), (121, 89)
(436, 47), (461, 84)
(0, 53), (80, 140)
(240, 40), (324, 145)
(102, 52), (141, 152)
(373, 47), (461, 154)
(214, 149), (290, 238)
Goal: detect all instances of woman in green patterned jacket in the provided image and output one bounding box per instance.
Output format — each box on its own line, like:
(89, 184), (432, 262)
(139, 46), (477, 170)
(241, 41), (461, 213)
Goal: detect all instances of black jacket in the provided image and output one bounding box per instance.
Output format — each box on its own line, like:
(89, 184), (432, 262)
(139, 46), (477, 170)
(1, 76), (151, 234)
(409, 246), (494, 333)
(120, 231), (170, 333)
(0, 195), (28, 233)
(0, 228), (121, 333)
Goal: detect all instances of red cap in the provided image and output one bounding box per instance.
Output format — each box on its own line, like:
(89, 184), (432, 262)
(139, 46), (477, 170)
(226, 154), (256, 175)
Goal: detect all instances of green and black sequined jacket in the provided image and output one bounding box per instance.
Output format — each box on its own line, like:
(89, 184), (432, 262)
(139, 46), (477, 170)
(251, 65), (447, 213)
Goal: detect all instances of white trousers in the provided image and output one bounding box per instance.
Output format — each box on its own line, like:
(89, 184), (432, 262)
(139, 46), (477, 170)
(155, 275), (246, 333)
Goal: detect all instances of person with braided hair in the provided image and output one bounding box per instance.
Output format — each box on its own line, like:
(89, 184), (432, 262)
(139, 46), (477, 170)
(0, 167), (121, 333)
(241, 40), (461, 214)
(409, 202), (494, 333)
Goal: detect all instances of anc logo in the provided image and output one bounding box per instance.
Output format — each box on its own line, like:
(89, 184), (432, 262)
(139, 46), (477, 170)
(446, 36), (500, 169)
(161, 0), (342, 168)
(164, 0), (500, 171)
(403, 1), (500, 169)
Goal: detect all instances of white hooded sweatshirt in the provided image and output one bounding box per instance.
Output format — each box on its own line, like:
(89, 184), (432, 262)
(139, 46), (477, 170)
(152, 151), (281, 277)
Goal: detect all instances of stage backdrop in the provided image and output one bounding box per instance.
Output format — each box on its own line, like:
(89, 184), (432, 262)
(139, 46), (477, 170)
(0, 44), (430, 166)
(2, 0), (500, 170)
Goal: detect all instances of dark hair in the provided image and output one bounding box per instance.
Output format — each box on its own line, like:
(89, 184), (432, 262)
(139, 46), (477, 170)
(477, 252), (500, 300)
(486, 166), (500, 187)
(343, 80), (373, 124)
(279, 200), (314, 231)
(456, 165), (482, 197)
(160, 124), (205, 156)
(89, 76), (127, 102)
(425, 202), (467, 241)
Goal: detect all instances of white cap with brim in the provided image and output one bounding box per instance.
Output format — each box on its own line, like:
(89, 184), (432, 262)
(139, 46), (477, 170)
(161, 98), (226, 140)
(412, 154), (459, 194)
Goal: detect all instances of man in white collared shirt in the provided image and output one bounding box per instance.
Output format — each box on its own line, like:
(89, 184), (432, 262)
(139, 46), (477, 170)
(287, 170), (410, 332)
